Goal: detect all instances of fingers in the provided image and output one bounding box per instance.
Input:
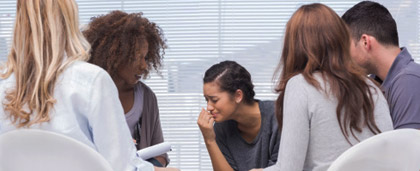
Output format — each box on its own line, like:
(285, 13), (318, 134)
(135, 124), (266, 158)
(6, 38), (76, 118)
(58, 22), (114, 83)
(198, 108), (206, 120)
(197, 108), (217, 142)
(197, 108), (205, 125)
(208, 116), (214, 124)
(197, 108), (213, 125)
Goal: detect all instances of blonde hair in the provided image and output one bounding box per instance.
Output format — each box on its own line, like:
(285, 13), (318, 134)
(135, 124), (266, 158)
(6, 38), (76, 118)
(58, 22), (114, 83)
(1, 0), (90, 127)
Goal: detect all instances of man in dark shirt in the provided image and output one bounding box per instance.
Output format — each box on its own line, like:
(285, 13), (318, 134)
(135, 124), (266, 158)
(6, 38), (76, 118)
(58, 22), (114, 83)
(342, 1), (420, 129)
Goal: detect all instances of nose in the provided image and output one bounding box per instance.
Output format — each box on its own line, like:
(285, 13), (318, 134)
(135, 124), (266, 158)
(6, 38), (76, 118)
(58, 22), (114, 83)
(206, 102), (214, 112)
(140, 60), (148, 71)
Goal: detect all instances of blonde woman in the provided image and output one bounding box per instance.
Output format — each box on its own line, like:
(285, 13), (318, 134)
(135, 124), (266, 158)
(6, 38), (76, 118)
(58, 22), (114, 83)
(0, 0), (178, 171)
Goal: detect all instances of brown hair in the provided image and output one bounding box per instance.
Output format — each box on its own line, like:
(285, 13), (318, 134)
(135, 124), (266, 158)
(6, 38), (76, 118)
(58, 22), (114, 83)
(83, 10), (166, 78)
(275, 3), (381, 143)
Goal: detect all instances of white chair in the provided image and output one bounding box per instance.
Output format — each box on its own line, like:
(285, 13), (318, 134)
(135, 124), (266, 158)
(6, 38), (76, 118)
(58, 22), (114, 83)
(0, 129), (113, 171)
(328, 129), (420, 171)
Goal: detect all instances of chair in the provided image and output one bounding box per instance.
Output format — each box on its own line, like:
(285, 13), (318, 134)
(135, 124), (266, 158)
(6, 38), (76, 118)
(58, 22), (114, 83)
(0, 129), (113, 171)
(328, 129), (420, 171)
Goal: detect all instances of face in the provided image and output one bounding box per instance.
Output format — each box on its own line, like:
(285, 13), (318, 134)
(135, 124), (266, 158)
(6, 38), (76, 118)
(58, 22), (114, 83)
(115, 41), (149, 90)
(350, 38), (370, 69)
(203, 82), (238, 122)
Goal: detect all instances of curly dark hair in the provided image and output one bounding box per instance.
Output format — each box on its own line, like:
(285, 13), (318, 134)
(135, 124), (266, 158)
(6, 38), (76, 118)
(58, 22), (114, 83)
(203, 61), (255, 105)
(83, 10), (166, 78)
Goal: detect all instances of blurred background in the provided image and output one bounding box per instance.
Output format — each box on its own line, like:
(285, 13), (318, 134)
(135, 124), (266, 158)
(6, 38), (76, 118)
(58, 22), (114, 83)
(0, 0), (418, 170)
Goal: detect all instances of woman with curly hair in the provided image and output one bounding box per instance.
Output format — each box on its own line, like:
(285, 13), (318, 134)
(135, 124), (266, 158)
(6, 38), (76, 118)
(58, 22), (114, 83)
(83, 10), (171, 168)
(0, 0), (166, 171)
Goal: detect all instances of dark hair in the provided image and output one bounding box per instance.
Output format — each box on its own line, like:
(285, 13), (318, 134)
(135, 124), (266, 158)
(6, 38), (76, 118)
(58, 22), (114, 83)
(203, 61), (255, 105)
(275, 3), (381, 143)
(342, 1), (399, 46)
(83, 10), (166, 78)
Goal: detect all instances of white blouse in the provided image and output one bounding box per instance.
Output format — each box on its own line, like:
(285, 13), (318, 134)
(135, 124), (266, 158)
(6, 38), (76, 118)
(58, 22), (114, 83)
(0, 61), (154, 171)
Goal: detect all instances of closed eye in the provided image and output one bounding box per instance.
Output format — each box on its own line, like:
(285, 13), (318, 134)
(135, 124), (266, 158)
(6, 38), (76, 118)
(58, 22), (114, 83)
(210, 98), (218, 103)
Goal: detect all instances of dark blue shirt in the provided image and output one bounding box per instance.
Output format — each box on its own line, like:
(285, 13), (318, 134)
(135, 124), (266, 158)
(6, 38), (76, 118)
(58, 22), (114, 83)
(382, 47), (420, 129)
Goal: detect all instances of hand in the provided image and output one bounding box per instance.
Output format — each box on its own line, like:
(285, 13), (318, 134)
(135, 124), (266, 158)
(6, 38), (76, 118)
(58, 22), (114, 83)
(154, 166), (180, 171)
(197, 108), (216, 143)
(154, 156), (167, 167)
(249, 169), (263, 171)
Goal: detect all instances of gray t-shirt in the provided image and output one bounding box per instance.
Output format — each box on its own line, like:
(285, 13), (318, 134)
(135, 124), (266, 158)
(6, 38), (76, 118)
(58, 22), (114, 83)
(214, 100), (280, 171)
(264, 74), (393, 171)
(125, 83), (144, 135)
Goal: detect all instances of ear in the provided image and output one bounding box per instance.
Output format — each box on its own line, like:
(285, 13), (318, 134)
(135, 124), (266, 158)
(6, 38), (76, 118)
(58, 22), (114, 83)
(360, 34), (372, 51)
(234, 89), (243, 104)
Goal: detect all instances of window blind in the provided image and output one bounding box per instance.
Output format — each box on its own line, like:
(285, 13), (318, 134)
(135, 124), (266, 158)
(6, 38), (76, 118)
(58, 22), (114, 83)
(0, 1), (419, 170)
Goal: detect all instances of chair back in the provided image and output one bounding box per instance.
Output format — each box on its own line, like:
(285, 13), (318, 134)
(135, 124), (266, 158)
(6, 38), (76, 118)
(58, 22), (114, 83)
(328, 129), (420, 171)
(0, 129), (114, 171)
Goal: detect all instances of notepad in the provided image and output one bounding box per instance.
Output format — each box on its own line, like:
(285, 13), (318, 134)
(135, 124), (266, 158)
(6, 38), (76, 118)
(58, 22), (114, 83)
(137, 142), (172, 160)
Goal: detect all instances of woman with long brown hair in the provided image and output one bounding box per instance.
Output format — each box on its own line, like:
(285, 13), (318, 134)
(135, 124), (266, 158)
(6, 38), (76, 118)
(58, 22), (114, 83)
(253, 3), (393, 171)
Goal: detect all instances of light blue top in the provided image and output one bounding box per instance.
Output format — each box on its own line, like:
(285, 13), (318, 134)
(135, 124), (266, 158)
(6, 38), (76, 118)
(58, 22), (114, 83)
(0, 61), (154, 171)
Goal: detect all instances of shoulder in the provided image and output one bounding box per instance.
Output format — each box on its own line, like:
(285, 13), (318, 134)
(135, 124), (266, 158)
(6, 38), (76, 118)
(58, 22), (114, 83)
(395, 48), (420, 81)
(287, 74), (306, 85)
(398, 64), (420, 81)
(284, 74), (315, 95)
(258, 100), (275, 116)
(55, 61), (117, 104)
(60, 61), (112, 88)
(64, 61), (109, 78)
(392, 70), (420, 91)
(259, 100), (275, 108)
(258, 100), (279, 130)
(286, 73), (318, 89)
(385, 72), (420, 106)
(137, 81), (157, 103)
(137, 81), (155, 95)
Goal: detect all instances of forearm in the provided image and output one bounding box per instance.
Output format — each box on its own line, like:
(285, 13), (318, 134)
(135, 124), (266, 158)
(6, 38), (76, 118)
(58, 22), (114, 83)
(154, 166), (179, 171)
(205, 140), (234, 171)
(150, 125), (168, 167)
(155, 156), (167, 167)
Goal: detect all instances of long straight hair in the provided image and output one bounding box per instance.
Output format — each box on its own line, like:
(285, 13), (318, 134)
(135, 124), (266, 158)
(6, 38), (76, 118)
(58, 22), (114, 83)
(275, 3), (381, 143)
(1, 0), (90, 127)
